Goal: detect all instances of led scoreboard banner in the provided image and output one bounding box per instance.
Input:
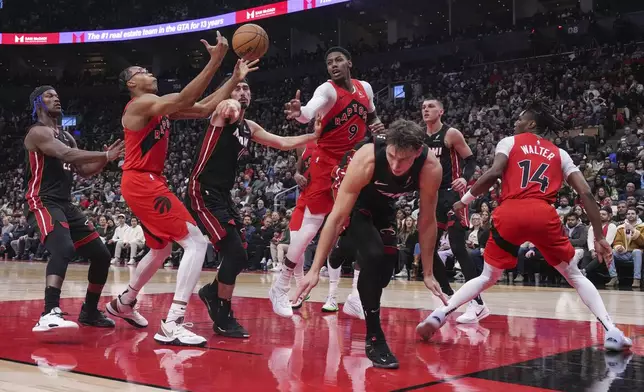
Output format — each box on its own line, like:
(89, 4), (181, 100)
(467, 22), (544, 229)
(0, 0), (349, 45)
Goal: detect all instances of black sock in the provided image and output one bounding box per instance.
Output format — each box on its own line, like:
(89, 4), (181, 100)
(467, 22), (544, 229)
(364, 307), (383, 337)
(474, 295), (484, 305)
(85, 291), (101, 311)
(44, 286), (61, 314)
(217, 298), (232, 315)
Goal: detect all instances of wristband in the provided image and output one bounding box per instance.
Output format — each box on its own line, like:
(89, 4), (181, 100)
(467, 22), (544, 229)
(460, 191), (476, 205)
(105, 151), (110, 161)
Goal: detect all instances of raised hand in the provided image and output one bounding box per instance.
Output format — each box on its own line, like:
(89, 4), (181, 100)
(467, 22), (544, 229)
(233, 59), (260, 81)
(201, 31), (229, 61)
(284, 90), (302, 120)
(213, 99), (241, 123)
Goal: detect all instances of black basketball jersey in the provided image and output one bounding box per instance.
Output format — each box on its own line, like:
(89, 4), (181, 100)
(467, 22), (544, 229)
(24, 123), (74, 204)
(336, 135), (426, 223)
(424, 123), (459, 190)
(190, 118), (253, 191)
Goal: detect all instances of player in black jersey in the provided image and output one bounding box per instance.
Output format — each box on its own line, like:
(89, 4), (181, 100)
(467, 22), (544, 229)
(189, 72), (321, 338)
(295, 120), (445, 369)
(24, 86), (124, 336)
(422, 99), (490, 324)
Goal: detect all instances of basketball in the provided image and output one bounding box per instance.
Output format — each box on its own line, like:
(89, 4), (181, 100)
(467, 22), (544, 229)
(232, 24), (269, 61)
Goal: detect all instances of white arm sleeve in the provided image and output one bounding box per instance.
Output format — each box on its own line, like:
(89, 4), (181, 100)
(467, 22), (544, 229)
(359, 80), (377, 113)
(296, 82), (336, 124)
(495, 136), (515, 156)
(560, 149), (580, 178)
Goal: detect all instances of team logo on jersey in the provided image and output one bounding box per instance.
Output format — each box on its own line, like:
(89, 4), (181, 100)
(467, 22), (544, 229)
(233, 126), (251, 161)
(154, 196), (172, 214)
(326, 100), (368, 133)
(428, 147), (443, 157)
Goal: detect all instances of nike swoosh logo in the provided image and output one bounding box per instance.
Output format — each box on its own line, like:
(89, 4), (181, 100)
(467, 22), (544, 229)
(161, 322), (174, 337)
(476, 309), (485, 317)
(374, 181), (387, 186)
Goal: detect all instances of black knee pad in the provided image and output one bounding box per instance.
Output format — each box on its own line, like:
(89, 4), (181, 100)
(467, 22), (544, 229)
(217, 226), (248, 285)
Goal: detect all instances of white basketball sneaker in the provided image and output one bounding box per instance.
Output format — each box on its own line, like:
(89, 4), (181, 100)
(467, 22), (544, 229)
(456, 300), (490, 324)
(416, 309), (447, 341)
(106, 296), (148, 328)
(342, 293), (364, 320)
(33, 307), (79, 333)
(322, 295), (339, 312)
(269, 285), (293, 318)
(153, 318), (207, 347)
(604, 328), (633, 352)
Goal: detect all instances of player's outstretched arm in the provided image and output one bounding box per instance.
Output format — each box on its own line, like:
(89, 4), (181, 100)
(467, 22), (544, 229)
(248, 114), (321, 151)
(417, 153), (447, 303)
(127, 33), (229, 118)
(294, 145), (375, 300)
(285, 83), (334, 123)
(25, 126), (123, 166)
(63, 132), (124, 178)
(170, 59), (259, 120)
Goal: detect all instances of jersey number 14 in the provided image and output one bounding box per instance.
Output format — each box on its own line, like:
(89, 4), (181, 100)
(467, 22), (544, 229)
(518, 160), (549, 192)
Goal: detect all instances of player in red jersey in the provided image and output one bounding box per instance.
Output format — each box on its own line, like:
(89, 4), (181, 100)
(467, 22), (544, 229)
(416, 101), (632, 351)
(106, 33), (238, 347)
(270, 46), (385, 318)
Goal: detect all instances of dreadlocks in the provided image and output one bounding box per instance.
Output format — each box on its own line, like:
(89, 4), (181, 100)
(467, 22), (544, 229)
(523, 97), (564, 135)
(29, 85), (56, 121)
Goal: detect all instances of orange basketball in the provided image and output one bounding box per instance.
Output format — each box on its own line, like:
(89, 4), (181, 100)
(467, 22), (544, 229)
(232, 24), (269, 61)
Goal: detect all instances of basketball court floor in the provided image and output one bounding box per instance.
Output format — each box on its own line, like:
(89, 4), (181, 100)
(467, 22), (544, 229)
(1, 260), (642, 391)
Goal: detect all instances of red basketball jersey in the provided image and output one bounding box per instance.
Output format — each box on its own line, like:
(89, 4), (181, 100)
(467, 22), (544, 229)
(122, 99), (171, 176)
(496, 133), (577, 204)
(317, 79), (372, 160)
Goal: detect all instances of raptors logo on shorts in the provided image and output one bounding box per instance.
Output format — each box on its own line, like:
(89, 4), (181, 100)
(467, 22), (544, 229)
(154, 196), (172, 214)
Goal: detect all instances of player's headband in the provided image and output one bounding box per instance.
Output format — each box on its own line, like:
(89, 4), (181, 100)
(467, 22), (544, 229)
(29, 85), (56, 121)
(29, 85), (55, 109)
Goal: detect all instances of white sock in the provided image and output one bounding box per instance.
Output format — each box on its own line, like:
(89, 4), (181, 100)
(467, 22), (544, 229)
(122, 243), (173, 304)
(173, 223), (209, 303)
(166, 302), (186, 323)
(120, 285), (140, 305)
(351, 269), (360, 296)
(276, 210), (324, 291)
(555, 260), (616, 331)
(441, 263), (501, 315)
(328, 260), (341, 298)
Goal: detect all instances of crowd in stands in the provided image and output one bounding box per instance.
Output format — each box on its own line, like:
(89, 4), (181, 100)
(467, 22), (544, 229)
(1, 4), (644, 287)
